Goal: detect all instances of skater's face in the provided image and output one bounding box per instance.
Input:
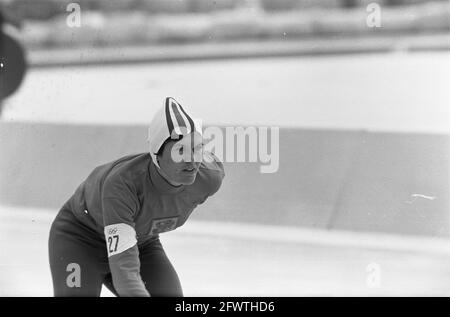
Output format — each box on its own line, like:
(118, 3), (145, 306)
(157, 133), (203, 186)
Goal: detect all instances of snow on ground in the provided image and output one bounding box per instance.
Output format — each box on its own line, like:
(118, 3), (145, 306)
(3, 52), (450, 134)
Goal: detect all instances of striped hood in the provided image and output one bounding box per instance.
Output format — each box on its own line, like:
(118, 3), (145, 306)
(148, 97), (202, 168)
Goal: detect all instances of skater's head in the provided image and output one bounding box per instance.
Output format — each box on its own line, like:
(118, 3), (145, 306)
(148, 97), (203, 186)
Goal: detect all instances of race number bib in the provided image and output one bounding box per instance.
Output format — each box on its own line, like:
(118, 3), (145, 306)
(104, 223), (137, 257)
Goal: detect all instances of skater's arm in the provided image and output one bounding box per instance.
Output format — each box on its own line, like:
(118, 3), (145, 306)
(108, 245), (149, 297)
(102, 177), (149, 297)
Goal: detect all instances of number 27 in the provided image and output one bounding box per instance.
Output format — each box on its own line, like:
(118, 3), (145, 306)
(108, 235), (119, 253)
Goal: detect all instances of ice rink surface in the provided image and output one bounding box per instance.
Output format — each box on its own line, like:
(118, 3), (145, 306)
(1, 205), (449, 297)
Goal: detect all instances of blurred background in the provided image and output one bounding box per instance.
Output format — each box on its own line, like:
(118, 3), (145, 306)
(0, 0), (449, 296)
(2, 0), (450, 49)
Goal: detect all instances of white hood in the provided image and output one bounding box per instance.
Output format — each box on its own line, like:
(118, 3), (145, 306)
(148, 97), (202, 168)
